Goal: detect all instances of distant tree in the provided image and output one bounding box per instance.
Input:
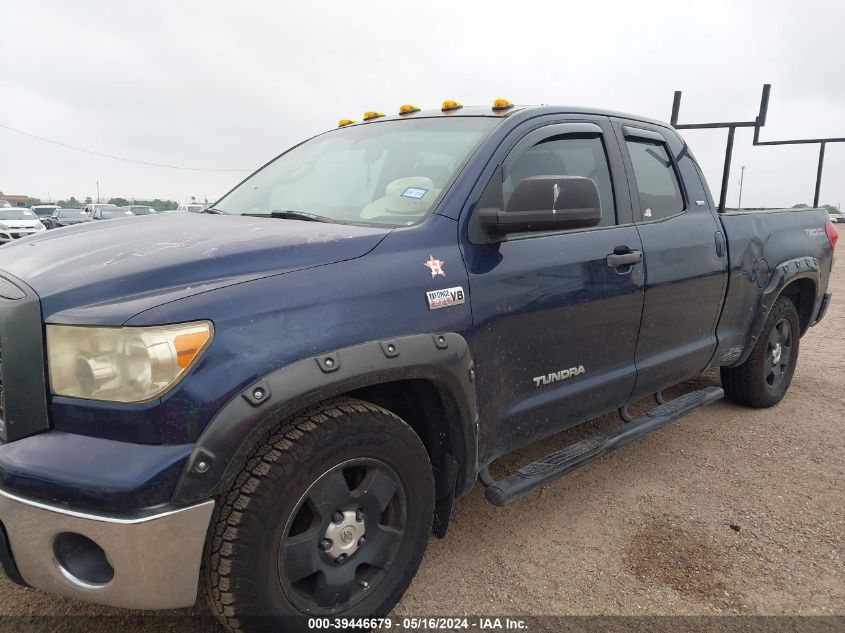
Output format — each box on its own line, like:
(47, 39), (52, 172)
(791, 202), (842, 213)
(129, 198), (177, 212)
(108, 197), (129, 207)
(84, 196), (92, 204)
(56, 196), (82, 208)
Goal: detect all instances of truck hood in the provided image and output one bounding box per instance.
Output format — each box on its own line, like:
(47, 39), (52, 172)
(0, 213), (390, 324)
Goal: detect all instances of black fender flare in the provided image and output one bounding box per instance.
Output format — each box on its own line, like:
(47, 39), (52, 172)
(172, 332), (479, 505)
(732, 256), (819, 367)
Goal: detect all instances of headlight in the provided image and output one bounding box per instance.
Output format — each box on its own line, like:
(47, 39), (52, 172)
(46, 321), (213, 403)
(36, 222), (46, 231)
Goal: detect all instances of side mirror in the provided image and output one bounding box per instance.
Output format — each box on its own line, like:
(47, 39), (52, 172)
(479, 175), (602, 235)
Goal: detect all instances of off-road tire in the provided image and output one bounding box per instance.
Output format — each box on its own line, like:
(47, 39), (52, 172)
(721, 296), (801, 408)
(202, 397), (434, 633)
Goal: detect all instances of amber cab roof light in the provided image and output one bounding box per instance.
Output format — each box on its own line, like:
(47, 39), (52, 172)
(492, 98), (514, 111)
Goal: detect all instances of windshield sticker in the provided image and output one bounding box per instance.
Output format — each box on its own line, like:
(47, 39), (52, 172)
(424, 254), (445, 278)
(643, 208), (653, 218)
(401, 187), (429, 200)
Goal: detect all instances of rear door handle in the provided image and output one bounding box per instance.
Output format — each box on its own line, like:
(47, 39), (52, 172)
(715, 231), (726, 257)
(606, 250), (643, 268)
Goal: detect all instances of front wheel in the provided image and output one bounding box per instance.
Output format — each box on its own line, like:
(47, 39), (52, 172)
(203, 398), (434, 633)
(721, 296), (801, 408)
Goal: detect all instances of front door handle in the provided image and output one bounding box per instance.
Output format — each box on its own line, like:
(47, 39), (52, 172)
(606, 250), (643, 268)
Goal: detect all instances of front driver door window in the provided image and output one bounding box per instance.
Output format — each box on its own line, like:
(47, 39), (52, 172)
(503, 135), (617, 226)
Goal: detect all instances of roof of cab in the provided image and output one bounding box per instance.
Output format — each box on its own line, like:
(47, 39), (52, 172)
(343, 104), (670, 130)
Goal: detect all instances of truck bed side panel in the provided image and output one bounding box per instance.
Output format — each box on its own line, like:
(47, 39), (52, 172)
(710, 208), (832, 367)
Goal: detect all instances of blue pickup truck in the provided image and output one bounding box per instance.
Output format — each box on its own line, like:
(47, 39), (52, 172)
(0, 100), (837, 630)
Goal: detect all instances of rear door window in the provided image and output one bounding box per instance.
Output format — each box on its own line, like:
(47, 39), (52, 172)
(625, 139), (685, 220)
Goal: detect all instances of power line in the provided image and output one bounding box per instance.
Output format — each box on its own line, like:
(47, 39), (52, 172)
(0, 121), (252, 172)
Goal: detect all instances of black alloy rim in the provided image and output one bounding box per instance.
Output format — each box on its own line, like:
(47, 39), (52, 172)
(765, 317), (793, 389)
(278, 458), (407, 614)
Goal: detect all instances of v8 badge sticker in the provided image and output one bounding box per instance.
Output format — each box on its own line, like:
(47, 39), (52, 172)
(426, 286), (465, 310)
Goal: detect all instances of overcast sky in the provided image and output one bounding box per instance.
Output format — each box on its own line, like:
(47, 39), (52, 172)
(1, 0), (843, 209)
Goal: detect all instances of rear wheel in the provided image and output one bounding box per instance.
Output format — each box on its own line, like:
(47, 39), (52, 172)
(203, 398), (434, 633)
(721, 296), (800, 408)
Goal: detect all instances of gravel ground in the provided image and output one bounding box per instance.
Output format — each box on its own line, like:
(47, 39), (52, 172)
(1, 258), (842, 630)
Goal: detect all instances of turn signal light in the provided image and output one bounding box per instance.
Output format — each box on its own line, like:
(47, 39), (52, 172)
(399, 104), (421, 115)
(363, 111), (385, 121)
(825, 220), (838, 250)
(441, 100), (463, 112)
(338, 119), (356, 127)
(174, 330), (212, 369)
(492, 98), (514, 111)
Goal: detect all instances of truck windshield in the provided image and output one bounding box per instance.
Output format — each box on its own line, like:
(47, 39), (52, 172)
(214, 117), (498, 226)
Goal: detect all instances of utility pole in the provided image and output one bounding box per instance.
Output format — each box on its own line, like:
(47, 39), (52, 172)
(737, 165), (746, 208)
(96, 181), (100, 203)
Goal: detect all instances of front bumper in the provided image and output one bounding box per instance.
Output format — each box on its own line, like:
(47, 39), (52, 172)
(0, 488), (214, 610)
(0, 229), (39, 242)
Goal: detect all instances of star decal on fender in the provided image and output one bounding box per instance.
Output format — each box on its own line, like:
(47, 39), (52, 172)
(424, 254), (445, 277)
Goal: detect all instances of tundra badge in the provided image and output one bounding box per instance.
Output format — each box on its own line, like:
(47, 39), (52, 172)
(533, 366), (586, 387)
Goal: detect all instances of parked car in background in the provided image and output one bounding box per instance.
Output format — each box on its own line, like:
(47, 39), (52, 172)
(0, 207), (47, 243)
(829, 213), (845, 224)
(122, 205), (157, 216)
(83, 203), (122, 218)
(47, 208), (90, 229)
(0, 201), (11, 208)
(30, 205), (59, 227)
(176, 203), (206, 213)
(91, 206), (134, 221)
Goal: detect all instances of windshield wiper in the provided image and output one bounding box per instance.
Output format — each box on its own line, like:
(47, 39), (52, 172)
(202, 207), (226, 214)
(246, 210), (336, 224)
